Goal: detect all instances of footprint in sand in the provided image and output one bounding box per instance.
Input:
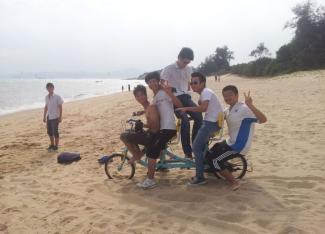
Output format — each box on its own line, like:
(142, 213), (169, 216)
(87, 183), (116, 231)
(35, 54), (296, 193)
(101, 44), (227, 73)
(157, 191), (206, 203)
(60, 216), (78, 225)
(0, 223), (8, 231)
(287, 181), (316, 189)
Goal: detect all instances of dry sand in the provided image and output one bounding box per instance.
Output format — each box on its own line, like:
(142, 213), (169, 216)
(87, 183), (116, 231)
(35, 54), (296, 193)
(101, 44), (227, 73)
(1, 70), (325, 234)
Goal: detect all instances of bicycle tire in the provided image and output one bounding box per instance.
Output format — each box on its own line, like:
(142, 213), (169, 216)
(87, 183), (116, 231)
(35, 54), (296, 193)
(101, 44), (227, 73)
(214, 154), (247, 180)
(104, 154), (135, 179)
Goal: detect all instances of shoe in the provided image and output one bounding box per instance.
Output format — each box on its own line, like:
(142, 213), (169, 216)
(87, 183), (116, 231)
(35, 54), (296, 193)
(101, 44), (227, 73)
(187, 177), (207, 186)
(52, 145), (58, 151)
(47, 145), (54, 152)
(185, 153), (193, 159)
(136, 178), (157, 189)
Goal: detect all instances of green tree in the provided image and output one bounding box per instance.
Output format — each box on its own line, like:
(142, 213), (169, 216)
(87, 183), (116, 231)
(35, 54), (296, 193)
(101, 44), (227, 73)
(284, 1), (325, 69)
(249, 43), (271, 58)
(196, 46), (234, 75)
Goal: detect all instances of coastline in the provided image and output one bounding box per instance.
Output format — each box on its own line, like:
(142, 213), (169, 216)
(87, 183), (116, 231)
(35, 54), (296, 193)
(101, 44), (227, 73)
(0, 78), (144, 117)
(0, 90), (126, 119)
(1, 71), (325, 233)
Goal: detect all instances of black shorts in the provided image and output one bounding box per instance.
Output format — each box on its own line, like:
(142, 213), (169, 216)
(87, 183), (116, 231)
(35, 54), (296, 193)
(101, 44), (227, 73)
(206, 141), (238, 171)
(146, 129), (176, 159)
(47, 118), (59, 138)
(120, 131), (154, 147)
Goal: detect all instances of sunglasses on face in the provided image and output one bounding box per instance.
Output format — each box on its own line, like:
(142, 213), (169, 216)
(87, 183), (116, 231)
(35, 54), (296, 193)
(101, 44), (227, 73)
(190, 81), (199, 85)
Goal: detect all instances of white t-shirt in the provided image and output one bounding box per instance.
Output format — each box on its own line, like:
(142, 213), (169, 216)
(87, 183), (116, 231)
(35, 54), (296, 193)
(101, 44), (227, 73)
(161, 62), (192, 96)
(199, 88), (223, 122)
(225, 102), (257, 155)
(45, 93), (63, 120)
(152, 90), (176, 130)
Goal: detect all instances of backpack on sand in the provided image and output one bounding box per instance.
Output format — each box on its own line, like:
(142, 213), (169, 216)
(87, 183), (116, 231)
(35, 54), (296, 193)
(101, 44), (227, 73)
(57, 152), (81, 164)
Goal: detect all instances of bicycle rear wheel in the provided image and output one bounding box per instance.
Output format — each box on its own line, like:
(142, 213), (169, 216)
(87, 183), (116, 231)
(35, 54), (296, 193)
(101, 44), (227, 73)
(104, 154), (135, 179)
(215, 154), (247, 179)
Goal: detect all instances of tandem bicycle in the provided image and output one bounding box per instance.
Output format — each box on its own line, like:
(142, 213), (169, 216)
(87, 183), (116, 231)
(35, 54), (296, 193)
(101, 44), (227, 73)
(102, 115), (250, 180)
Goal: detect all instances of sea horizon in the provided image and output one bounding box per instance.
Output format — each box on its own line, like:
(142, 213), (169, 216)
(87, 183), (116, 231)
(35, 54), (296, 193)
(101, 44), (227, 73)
(0, 78), (145, 116)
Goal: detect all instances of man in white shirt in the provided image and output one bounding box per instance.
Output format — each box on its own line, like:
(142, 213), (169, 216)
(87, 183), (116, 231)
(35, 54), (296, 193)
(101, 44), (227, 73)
(135, 71), (182, 189)
(161, 48), (203, 159)
(43, 83), (63, 151)
(206, 85), (267, 190)
(177, 72), (223, 185)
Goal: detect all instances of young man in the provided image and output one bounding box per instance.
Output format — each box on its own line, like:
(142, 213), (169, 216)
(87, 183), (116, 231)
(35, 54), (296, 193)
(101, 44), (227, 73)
(161, 47), (203, 159)
(177, 72), (223, 185)
(120, 78), (181, 189)
(206, 85), (267, 190)
(138, 71), (182, 188)
(43, 83), (63, 151)
(120, 85), (160, 165)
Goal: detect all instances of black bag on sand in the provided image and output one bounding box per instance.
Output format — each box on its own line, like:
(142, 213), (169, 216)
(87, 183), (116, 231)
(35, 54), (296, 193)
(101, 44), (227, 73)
(57, 152), (81, 164)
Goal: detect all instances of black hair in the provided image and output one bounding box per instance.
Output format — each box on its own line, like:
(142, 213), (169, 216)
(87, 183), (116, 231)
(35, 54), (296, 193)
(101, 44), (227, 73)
(191, 72), (206, 84)
(222, 85), (239, 95)
(145, 71), (160, 84)
(46, 82), (54, 89)
(178, 47), (194, 60)
(133, 84), (147, 96)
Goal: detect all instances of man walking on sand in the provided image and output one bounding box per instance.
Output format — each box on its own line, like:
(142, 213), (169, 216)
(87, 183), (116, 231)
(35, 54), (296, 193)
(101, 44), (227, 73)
(43, 82), (63, 152)
(161, 47), (203, 159)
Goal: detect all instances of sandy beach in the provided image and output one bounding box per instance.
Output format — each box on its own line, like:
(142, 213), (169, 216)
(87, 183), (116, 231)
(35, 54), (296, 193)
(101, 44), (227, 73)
(1, 70), (325, 234)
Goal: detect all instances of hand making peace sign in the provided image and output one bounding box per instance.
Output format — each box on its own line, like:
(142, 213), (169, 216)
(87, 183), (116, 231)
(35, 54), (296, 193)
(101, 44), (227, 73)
(244, 91), (253, 106)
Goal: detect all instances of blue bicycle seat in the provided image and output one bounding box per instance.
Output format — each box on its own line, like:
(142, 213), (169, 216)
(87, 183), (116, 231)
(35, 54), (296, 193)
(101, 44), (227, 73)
(98, 155), (110, 164)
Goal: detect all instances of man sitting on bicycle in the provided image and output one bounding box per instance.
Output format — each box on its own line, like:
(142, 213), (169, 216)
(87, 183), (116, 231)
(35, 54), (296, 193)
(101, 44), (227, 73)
(176, 72), (224, 185)
(121, 72), (182, 189)
(120, 84), (160, 165)
(206, 85), (267, 190)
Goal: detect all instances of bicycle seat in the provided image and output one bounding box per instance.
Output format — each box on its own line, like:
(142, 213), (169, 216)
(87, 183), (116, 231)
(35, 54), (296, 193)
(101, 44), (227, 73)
(209, 112), (224, 141)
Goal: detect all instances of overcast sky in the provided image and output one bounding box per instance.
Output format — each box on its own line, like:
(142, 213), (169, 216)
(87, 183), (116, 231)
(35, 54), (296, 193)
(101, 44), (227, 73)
(1, 0), (324, 77)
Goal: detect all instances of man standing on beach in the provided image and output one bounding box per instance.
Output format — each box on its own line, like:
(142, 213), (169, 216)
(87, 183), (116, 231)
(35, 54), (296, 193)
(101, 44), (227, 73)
(161, 47), (203, 159)
(43, 82), (63, 151)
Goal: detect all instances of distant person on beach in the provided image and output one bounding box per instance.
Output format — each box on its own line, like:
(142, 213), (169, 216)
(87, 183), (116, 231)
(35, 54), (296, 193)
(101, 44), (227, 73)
(214, 73), (220, 82)
(206, 85), (267, 190)
(177, 72), (223, 185)
(161, 47), (203, 159)
(120, 72), (181, 189)
(128, 84), (131, 91)
(122, 85), (124, 92)
(43, 82), (63, 151)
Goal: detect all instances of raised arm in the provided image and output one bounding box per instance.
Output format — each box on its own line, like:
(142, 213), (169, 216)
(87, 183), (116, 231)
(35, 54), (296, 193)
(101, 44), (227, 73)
(244, 91), (267, 124)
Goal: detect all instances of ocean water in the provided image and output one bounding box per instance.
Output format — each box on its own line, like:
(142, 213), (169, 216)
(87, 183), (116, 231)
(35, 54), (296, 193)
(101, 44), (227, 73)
(0, 78), (145, 116)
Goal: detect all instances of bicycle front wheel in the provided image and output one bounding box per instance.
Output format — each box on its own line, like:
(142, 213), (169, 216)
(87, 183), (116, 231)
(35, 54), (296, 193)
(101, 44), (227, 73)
(215, 154), (247, 180)
(104, 154), (135, 179)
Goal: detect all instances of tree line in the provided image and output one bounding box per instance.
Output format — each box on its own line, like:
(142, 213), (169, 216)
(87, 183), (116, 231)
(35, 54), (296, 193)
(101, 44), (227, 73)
(196, 1), (325, 77)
